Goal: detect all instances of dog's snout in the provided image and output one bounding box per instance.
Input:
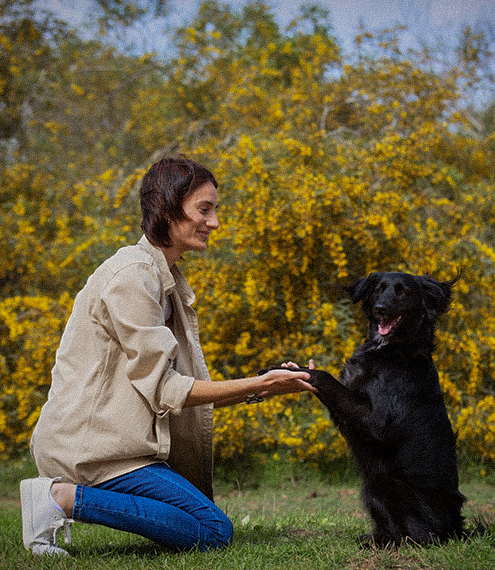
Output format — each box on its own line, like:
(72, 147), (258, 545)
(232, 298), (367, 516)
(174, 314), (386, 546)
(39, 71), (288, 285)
(374, 303), (388, 317)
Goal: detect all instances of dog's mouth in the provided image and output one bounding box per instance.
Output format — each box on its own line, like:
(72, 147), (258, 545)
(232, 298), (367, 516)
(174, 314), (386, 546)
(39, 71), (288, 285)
(377, 315), (402, 336)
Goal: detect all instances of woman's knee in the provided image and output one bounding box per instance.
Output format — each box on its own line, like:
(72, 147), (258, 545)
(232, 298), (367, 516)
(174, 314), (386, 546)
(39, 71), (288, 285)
(201, 512), (234, 550)
(218, 515), (234, 546)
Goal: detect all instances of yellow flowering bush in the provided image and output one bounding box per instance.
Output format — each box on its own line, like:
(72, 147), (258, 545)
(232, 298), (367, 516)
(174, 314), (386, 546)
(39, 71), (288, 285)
(196, 123), (495, 468)
(2, 3), (495, 470)
(456, 396), (495, 461)
(0, 294), (73, 458)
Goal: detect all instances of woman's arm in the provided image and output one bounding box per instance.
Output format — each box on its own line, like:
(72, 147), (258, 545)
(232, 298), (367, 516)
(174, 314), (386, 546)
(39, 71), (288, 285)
(183, 367), (316, 408)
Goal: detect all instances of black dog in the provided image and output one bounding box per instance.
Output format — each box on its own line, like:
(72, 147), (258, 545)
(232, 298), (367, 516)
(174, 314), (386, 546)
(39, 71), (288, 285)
(265, 272), (466, 546)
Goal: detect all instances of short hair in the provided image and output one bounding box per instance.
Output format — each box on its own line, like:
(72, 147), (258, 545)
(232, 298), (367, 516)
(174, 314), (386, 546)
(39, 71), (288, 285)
(140, 156), (218, 248)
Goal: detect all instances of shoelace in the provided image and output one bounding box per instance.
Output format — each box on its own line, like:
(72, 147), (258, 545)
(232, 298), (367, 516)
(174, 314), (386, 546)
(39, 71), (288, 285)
(50, 517), (74, 545)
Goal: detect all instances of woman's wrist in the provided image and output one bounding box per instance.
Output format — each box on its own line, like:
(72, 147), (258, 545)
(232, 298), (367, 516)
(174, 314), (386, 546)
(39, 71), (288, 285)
(245, 393), (265, 404)
(184, 376), (263, 408)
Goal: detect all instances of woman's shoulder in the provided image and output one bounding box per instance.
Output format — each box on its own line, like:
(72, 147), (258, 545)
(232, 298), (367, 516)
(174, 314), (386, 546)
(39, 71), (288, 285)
(81, 237), (178, 302)
(90, 239), (171, 287)
(110, 241), (153, 267)
(94, 243), (153, 277)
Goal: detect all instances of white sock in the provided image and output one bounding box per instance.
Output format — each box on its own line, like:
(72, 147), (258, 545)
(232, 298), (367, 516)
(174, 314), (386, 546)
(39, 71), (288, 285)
(49, 490), (66, 516)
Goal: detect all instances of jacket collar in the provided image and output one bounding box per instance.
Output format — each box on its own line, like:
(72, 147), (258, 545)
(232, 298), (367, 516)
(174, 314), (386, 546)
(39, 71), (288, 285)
(138, 235), (196, 306)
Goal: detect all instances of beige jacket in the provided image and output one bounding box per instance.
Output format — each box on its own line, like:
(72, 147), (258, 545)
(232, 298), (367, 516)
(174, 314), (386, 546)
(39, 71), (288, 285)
(31, 236), (214, 499)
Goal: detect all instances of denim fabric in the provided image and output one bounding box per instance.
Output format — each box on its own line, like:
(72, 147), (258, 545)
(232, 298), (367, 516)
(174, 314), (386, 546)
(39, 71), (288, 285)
(72, 463), (233, 551)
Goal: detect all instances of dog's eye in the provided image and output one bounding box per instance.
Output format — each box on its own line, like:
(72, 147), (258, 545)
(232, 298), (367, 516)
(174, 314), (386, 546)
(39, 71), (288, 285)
(377, 283), (387, 293)
(394, 283), (407, 296)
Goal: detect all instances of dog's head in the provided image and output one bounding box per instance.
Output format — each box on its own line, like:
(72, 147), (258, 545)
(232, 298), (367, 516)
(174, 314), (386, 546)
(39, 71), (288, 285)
(345, 271), (459, 346)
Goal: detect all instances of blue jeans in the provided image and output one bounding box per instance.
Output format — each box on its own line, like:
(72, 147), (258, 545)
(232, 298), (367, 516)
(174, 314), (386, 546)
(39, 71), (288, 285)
(72, 463), (233, 551)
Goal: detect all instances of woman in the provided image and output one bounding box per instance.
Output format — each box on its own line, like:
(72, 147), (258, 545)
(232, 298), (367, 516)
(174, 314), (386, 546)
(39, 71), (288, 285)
(21, 156), (316, 556)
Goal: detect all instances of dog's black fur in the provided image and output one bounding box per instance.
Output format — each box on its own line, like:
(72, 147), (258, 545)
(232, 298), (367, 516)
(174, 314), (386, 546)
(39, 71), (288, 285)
(264, 271), (467, 546)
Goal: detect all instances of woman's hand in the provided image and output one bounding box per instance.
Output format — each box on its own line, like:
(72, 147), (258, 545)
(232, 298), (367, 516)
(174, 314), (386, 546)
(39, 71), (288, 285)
(281, 359), (316, 370)
(184, 359), (318, 408)
(256, 365), (317, 398)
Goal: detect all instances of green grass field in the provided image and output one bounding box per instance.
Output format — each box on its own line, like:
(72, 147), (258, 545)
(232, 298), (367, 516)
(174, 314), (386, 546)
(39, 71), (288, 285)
(1, 457), (495, 570)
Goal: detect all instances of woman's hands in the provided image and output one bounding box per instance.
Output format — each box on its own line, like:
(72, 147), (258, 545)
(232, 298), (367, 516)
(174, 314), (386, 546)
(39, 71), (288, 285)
(184, 359), (318, 408)
(281, 359), (316, 370)
(256, 359), (317, 398)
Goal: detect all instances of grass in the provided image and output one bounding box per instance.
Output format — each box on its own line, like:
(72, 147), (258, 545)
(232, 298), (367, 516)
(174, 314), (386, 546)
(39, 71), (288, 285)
(1, 456), (495, 570)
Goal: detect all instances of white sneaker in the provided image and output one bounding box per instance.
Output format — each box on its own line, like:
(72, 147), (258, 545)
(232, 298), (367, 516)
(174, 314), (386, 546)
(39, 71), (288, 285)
(20, 477), (73, 556)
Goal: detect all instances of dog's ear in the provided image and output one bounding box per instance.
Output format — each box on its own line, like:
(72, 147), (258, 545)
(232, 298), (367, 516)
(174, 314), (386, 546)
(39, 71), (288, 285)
(345, 272), (382, 304)
(419, 272), (461, 318)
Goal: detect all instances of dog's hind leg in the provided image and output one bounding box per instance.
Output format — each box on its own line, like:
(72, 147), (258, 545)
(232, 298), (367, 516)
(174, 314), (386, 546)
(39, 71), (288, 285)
(362, 478), (444, 546)
(361, 481), (404, 546)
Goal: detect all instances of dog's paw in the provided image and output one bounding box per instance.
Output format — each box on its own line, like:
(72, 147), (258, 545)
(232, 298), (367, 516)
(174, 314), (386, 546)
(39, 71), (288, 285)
(307, 369), (338, 390)
(257, 365), (309, 376)
(257, 366), (336, 389)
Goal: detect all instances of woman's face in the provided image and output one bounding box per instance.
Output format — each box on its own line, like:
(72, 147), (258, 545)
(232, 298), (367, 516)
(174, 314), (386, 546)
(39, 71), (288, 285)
(167, 181), (219, 258)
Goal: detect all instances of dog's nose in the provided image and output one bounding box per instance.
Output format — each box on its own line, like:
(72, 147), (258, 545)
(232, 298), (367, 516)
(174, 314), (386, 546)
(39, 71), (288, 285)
(374, 303), (388, 317)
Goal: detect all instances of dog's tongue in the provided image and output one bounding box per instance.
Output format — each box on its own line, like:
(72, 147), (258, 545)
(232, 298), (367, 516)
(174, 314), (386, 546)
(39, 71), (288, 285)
(378, 319), (394, 336)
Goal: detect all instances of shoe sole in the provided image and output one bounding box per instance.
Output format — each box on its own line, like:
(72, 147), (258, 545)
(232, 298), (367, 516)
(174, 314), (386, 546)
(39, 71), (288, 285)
(20, 479), (35, 550)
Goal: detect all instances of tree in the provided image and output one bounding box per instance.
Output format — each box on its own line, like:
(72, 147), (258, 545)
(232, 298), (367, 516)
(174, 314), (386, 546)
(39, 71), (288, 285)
(144, 1), (342, 146)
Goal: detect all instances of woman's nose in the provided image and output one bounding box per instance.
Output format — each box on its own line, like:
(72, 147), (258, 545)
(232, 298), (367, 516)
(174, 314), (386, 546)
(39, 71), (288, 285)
(207, 212), (219, 229)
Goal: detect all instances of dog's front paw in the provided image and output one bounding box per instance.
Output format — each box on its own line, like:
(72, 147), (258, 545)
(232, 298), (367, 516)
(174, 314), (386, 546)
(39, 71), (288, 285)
(305, 369), (337, 390)
(257, 366), (336, 389)
(257, 365), (307, 376)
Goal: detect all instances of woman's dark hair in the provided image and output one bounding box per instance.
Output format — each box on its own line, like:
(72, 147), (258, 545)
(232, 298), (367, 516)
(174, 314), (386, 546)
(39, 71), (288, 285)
(140, 155), (218, 247)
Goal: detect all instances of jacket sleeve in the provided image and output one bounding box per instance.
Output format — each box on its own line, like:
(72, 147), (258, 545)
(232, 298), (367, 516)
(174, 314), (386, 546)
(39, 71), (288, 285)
(97, 261), (195, 416)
